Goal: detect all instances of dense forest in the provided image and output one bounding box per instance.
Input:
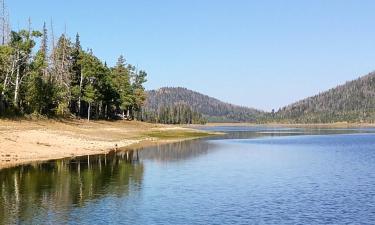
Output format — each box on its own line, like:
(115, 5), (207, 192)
(271, 72), (375, 123)
(142, 102), (206, 124)
(0, 5), (147, 120)
(144, 87), (265, 122)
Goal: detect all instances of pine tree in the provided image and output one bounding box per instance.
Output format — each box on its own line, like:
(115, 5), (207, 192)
(71, 33), (82, 116)
(132, 70), (147, 120)
(111, 55), (132, 118)
(26, 49), (48, 114)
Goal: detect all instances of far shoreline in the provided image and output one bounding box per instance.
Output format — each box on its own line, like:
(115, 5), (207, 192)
(192, 122), (375, 129)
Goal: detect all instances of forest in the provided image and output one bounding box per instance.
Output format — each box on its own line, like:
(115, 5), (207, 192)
(270, 72), (375, 123)
(0, 2), (207, 124)
(0, 16), (148, 120)
(144, 87), (264, 122)
(142, 102), (206, 124)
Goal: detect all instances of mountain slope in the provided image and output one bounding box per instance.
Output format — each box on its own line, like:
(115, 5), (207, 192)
(276, 72), (375, 123)
(145, 87), (264, 122)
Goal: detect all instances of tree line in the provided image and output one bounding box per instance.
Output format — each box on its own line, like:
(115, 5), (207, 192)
(142, 102), (207, 124)
(0, 20), (147, 121)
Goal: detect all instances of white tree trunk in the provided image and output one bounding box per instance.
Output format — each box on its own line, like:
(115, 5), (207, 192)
(78, 71), (83, 116)
(13, 51), (21, 107)
(2, 60), (15, 98)
(13, 64), (20, 106)
(1, 71), (8, 97)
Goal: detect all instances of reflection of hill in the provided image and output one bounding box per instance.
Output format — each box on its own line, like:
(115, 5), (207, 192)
(138, 139), (215, 162)
(205, 129), (374, 140)
(0, 151), (144, 224)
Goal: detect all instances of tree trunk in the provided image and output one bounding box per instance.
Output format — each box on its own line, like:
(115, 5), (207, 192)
(99, 101), (102, 118)
(1, 69), (10, 98)
(87, 103), (91, 122)
(78, 71), (83, 117)
(14, 62), (20, 107)
(1, 70), (8, 111)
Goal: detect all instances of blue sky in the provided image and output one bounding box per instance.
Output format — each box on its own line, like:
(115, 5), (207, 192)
(7, 0), (375, 111)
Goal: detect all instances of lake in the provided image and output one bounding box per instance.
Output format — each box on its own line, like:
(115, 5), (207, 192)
(1, 126), (375, 224)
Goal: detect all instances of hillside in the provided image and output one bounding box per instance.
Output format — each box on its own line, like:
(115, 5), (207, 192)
(144, 87), (264, 122)
(275, 72), (375, 123)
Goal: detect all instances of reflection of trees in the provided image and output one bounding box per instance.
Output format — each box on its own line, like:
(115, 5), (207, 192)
(137, 139), (214, 162)
(206, 128), (370, 140)
(0, 151), (144, 224)
(205, 131), (301, 140)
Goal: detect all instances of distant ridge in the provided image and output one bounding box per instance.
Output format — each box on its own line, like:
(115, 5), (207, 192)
(146, 71), (375, 124)
(145, 87), (264, 122)
(276, 72), (375, 123)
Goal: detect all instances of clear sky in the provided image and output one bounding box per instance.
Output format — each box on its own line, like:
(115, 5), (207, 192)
(7, 0), (375, 111)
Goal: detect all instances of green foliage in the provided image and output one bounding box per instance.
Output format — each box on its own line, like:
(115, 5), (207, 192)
(26, 72), (45, 114)
(111, 55), (133, 112)
(0, 23), (148, 121)
(143, 102), (207, 125)
(10, 30), (40, 54)
(56, 101), (70, 116)
(71, 33), (81, 87)
(71, 85), (81, 102)
(82, 84), (96, 104)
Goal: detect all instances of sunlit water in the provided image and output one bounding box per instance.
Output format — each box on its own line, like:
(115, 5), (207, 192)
(1, 127), (375, 224)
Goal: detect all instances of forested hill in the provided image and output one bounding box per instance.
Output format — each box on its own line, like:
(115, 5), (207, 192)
(275, 72), (375, 123)
(145, 87), (264, 122)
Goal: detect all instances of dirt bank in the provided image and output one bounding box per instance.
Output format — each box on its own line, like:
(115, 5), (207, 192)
(0, 119), (215, 169)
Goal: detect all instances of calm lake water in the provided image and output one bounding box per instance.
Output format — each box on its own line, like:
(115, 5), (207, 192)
(1, 126), (375, 224)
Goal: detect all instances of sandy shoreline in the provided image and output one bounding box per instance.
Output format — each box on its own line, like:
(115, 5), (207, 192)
(0, 119), (215, 169)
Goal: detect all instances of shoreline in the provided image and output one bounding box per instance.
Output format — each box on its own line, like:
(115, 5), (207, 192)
(194, 122), (375, 128)
(0, 119), (218, 170)
(2, 119), (373, 170)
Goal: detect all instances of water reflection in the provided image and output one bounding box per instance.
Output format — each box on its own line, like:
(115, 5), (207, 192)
(0, 140), (216, 224)
(202, 126), (375, 140)
(135, 139), (215, 162)
(0, 151), (144, 224)
(1, 127), (375, 224)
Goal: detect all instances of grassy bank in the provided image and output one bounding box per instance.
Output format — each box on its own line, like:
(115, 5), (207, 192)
(0, 119), (217, 169)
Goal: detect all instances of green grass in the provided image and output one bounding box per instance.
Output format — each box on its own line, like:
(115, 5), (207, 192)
(144, 130), (215, 140)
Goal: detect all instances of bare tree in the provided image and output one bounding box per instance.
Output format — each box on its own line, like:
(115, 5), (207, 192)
(0, 0), (10, 45)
